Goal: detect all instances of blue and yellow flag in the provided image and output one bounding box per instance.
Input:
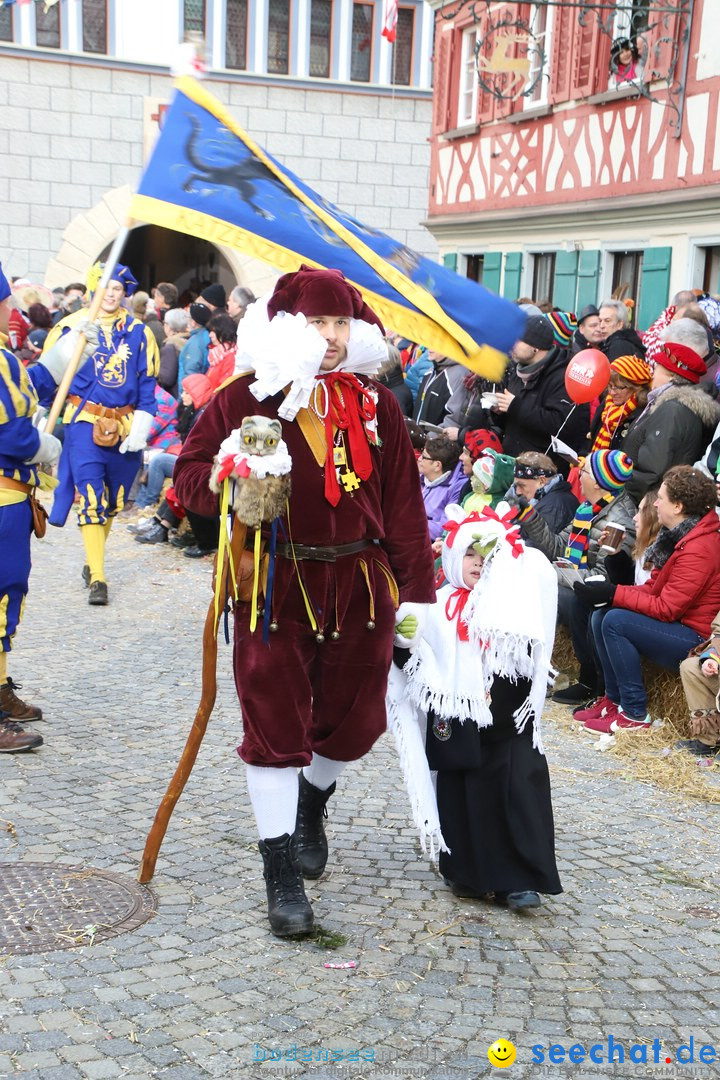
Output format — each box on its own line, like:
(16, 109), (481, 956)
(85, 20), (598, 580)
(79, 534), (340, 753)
(130, 77), (525, 379)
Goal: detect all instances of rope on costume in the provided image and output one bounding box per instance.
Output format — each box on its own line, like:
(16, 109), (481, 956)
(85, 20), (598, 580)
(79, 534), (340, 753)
(284, 497), (318, 631)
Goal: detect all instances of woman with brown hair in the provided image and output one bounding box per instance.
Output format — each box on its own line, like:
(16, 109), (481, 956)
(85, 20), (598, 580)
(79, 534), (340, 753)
(574, 466), (720, 733)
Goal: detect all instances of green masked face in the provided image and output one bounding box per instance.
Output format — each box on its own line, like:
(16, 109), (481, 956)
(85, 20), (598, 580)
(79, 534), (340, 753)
(471, 536), (498, 560)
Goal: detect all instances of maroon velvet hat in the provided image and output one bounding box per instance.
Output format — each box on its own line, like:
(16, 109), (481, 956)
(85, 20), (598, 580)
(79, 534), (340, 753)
(267, 265), (384, 333)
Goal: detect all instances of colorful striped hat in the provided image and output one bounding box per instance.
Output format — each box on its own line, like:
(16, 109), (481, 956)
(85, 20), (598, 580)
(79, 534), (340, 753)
(547, 310), (578, 346)
(589, 449), (634, 492)
(610, 354), (652, 386)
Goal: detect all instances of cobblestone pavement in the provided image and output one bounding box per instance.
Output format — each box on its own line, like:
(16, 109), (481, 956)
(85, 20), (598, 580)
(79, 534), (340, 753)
(1, 520), (719, 1080)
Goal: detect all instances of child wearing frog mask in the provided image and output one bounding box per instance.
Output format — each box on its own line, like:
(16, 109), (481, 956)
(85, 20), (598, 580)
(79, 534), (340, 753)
(390, 504), (562, 911)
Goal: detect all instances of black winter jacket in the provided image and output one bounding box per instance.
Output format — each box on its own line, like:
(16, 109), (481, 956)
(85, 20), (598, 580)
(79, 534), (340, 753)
(623, 383), (720, 502)
(497, 349), (590, 469)
(601, 325), (646, 362)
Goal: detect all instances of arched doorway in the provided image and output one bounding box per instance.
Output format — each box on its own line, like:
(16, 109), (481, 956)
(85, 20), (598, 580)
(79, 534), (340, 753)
(45, 185), (278, 298)
(100, 225), (238, 299)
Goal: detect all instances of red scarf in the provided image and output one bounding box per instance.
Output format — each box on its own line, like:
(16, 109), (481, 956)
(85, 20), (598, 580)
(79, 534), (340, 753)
(319, 372), (377, 506)
(445, 588), (471, 640)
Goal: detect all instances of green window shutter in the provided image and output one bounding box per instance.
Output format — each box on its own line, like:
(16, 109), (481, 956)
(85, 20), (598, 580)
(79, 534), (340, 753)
(638, 246), (672, 331)
(503, 252), (523, 300)
(482, 252), (502, 294)
(443, 253), (458, 272)
(553, 250), (578, 311)
(576, 249), (601, 311)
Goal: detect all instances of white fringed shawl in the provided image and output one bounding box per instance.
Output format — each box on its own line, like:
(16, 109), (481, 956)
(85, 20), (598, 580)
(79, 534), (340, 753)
(387, 505), (558, 858)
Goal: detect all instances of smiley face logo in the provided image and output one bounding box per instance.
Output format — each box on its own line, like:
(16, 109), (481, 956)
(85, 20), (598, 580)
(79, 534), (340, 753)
(488, 1039), (516, 1068)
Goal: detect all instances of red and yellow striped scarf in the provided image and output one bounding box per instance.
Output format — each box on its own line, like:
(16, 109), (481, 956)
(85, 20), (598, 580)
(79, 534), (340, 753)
(593, 394), (638, 451)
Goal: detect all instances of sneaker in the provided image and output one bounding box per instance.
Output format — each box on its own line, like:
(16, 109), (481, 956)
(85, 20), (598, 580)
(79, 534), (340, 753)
(552, 682), (596, 705)
(583, 704), (621, 734)
(126, 518), (156, 535)
(0, 718), (43, 752)
(573, 695), (615, 723)
(495, 890), (542, 911)
(134, 521), (169, 544)
(82, 564), (91, 588)
(611, 710), (651, 731)
(88, 580), (108, 606)
(675, 738), (720, 757)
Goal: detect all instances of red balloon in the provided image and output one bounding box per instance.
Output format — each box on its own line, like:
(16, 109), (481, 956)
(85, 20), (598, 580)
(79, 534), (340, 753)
(564, 349), (611, 404)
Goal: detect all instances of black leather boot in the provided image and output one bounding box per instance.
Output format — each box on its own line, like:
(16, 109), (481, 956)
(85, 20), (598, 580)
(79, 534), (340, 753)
(258, 833), (314, 937)
(295, 774), (336, 879)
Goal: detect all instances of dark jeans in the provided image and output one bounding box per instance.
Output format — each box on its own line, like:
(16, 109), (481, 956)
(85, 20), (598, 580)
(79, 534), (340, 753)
(557, 584), (596, 673)
(186, 509), (219, 552)
(590, 607), (703, 719)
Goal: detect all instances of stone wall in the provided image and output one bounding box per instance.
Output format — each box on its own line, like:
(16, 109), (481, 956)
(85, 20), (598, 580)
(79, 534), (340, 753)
(0, 53), (437, 286)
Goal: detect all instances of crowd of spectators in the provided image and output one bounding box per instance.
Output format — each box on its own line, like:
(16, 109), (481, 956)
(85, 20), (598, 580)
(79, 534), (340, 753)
(8, 266), (720, 762)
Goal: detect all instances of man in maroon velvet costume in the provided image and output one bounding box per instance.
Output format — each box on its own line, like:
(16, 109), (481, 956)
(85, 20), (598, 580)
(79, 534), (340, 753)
(174, 267), (436, 936)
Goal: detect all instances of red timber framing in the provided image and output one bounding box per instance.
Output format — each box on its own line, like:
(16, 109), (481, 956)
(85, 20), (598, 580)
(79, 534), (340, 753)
(429, 0), (714, 218)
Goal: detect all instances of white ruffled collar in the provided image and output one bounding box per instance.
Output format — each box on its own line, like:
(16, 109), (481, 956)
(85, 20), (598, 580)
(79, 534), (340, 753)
(235, 296), (388, 421)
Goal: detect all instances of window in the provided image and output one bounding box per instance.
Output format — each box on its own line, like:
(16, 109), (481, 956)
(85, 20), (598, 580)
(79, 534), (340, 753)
(703, 247), (720, 294)
(268, 0), (290, 74)
(351, 3), (373, 82)
(612, 250), (643, 321)
(183, 0), (206, 34)
(391, 7), (414, 86)
(524, 2), (553, 107)
(532, 252), (556, 305)
(466, 255), (484, 283)
(82, 0), (107, 54)
(226, 0), (248, 69)
(0, 5), (12, 42)
(36, 3), (61, 48)
(310, 0), (332, 78)
(457, 26), (478, 126)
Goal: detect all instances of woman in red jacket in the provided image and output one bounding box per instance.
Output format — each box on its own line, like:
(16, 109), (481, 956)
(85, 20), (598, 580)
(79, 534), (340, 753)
(572, 466), (720, 733)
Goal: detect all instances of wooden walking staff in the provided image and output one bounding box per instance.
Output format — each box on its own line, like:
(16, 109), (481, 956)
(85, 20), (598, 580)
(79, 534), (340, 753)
(42, 226), (130, 433)
(138, 519), (248, 884)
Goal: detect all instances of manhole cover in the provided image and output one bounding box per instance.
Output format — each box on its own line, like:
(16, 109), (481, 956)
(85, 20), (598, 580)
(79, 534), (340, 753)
(0, 863), (157, 954)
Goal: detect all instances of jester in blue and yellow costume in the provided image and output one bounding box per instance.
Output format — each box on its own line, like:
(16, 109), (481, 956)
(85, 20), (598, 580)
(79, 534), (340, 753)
(36, 263), (160, 605)
(0, 263), (63, 749)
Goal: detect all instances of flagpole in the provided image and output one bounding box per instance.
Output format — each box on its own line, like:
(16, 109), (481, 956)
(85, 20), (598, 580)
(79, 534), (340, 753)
(42, 224), (131, 434)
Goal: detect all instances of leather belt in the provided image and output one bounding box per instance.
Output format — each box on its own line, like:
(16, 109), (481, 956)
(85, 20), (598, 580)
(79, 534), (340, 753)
(0, 476), (34, 495)
(67, 395), (134, 419)
(274, 539), (373, 562)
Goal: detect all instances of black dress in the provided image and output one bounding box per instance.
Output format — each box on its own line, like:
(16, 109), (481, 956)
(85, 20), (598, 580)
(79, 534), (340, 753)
(426, 675), (562, 896)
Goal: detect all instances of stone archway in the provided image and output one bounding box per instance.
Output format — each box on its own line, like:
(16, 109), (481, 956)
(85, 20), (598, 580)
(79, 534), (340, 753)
(44, 185), (278, 298)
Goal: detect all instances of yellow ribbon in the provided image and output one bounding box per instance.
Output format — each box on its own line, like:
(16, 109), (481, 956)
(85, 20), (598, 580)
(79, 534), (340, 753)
(284, 497), (318, 632)
(213, 479), (236, 636)
(249, 527), (262, 633)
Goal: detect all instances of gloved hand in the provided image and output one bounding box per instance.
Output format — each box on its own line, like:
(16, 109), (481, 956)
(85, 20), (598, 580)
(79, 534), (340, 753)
(603, 549), (635, 586)
(512, 494), (536, 524)
(394, 601), (429, 647)
(25, 431), (62, 467)
(119, 409), (154, 454)
(573, 578), (616, 608)
(39, 320), (101, 385)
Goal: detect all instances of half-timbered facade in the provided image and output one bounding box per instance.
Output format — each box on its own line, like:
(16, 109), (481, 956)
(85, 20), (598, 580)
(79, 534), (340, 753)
(427, 0), (720, 328)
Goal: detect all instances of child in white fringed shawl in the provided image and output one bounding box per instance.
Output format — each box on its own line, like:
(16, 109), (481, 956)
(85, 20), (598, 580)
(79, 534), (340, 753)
(389, 503), (562, 911)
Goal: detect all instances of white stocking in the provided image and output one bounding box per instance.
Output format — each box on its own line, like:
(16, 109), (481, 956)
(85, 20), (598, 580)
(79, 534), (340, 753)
(246, 765), (299, 839)
(302, 754), (348, 792)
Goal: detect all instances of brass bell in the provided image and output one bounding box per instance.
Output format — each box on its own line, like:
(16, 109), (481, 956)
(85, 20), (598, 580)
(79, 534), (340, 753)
(269, 621), (279, 633)
(330, 630), (340, 640)
(315, 632), (325, 643)
(366, 620), (376, 631)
